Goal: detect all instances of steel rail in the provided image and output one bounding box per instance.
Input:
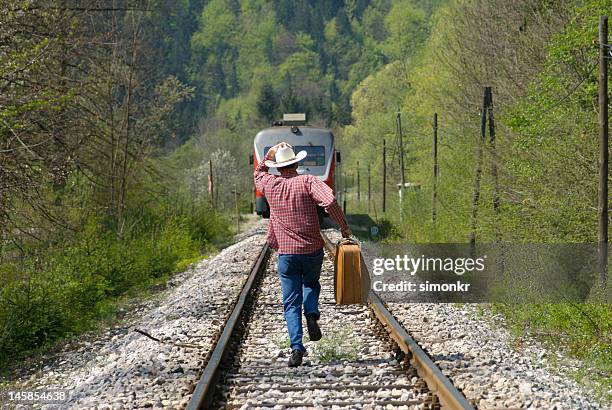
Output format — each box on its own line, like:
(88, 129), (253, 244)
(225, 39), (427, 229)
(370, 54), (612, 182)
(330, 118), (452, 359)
(187, 243), (271, 410)
(321, 232), (474, 410)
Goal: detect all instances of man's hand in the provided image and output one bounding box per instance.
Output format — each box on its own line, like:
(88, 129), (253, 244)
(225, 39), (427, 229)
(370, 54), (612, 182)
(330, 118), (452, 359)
(266, 142), (293, 160)
(341, 227), (352, 238)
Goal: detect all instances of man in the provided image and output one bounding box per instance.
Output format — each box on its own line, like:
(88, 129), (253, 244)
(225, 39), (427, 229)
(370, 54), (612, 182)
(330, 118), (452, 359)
(254, 142), (351, 367)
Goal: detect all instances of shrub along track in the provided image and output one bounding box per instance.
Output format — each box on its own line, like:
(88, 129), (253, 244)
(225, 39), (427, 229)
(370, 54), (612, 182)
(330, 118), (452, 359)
(186, 233), (472, 409)
(6, 224), (269, 409)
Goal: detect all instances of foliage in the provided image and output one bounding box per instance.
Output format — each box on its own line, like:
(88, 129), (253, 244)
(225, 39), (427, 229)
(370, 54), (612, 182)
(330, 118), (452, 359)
(0, 1), (231, 371)
(339, 0), (611, 244)
(312, 325), (359, 363)
(2, 0), (610, 400)
(338, 0), (611, 397)
(0, 175), (230, 368)
(492, 302), (611, 401)
(500, 0), (609, 243)
(382, 0), (428, 60)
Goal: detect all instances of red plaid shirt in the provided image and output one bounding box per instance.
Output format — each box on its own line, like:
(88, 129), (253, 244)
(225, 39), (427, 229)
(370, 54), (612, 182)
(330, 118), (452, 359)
(254, 160), (349, 254)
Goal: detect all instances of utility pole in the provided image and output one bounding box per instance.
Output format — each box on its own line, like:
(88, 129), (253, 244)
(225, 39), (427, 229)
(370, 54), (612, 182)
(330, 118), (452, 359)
(432, 113), (438, 226)
(208, 159), (214, 207)
(234, 186), (240, 233)
(470, 87), (491, 249)
(396, 109), (406, 222)
(357, 161), (361, 202)
(343, 173), (347, 214)
(489, 89), (499, 217)
(598, 15), (609, 282)
(383, 139), (387, 213)
(368, 164), (371, 214)
(337, 152), (342, 204)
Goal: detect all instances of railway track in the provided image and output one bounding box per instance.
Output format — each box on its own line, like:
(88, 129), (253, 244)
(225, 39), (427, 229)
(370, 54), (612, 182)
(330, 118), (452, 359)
(187, 232), (473, 410)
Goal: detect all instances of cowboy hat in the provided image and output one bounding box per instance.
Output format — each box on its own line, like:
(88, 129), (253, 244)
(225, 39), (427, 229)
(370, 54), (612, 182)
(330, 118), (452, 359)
(264, 145), (307, 168)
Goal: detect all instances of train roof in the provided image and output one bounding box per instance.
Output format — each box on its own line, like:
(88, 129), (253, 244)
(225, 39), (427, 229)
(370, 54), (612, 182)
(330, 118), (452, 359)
(254, 126), (334, 146)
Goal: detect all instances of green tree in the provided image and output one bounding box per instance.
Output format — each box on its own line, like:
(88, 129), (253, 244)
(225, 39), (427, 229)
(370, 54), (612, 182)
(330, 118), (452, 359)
(257, 83), (278, 121)
(279, 84), (302, 113)
(382, 0), (428, 60)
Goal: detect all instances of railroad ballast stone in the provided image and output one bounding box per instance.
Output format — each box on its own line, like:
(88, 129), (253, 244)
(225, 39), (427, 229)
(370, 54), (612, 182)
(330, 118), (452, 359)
(9, 220), (268, 409)
(219, 249), (431, 409)
(324, 229), (606, 410)
(8, 223), (605, 409)
(387, 303), (604, 409)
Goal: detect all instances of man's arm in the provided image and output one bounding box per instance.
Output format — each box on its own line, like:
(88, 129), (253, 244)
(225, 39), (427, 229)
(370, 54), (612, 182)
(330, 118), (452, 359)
(254, 156), (272, 194)
(306, 176), (352, 237)
(254, 144), (282, 194)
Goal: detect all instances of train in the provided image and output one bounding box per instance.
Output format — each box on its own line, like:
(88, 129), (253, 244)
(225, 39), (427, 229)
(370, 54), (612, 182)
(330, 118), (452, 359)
(251, 113), (340, 218)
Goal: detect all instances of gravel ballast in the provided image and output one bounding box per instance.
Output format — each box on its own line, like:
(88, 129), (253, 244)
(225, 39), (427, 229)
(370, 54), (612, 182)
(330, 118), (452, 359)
(328, 228), (607, 410)
(7, 221), (268, 409)
(5, 223), (607, 409)
(219, 249), (431, 409)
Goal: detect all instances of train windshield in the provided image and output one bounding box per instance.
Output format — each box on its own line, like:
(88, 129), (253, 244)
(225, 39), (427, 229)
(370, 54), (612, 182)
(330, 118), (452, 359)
(265, 146), (325, 166)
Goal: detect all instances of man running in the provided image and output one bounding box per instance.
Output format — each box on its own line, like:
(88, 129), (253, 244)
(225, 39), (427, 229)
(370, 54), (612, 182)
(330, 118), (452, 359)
(254, 142), (351, 367)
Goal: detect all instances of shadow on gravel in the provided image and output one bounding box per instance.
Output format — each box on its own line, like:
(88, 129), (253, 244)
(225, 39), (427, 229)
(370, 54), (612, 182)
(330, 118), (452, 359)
(430, 352), (469, 363)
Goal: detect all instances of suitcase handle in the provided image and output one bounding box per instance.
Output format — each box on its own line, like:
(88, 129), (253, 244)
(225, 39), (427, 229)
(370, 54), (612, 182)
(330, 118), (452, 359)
(336, 237), (359, 247)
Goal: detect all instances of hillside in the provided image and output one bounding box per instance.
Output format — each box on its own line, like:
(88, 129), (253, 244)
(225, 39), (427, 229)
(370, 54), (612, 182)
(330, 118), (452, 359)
(0, 0), (609, 401)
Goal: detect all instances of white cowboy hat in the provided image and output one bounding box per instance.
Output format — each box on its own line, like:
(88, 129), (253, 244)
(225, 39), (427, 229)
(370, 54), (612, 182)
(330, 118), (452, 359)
(264, 145), (307, 168)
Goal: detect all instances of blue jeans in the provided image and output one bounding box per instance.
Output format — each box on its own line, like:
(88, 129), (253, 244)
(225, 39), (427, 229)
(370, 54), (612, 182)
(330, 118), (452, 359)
(277, 248), (324, 352)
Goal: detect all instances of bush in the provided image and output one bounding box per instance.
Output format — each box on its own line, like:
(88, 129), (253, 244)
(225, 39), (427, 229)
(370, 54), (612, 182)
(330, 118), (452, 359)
(492, 302), (611, 400)
(0, 204), (229, 369)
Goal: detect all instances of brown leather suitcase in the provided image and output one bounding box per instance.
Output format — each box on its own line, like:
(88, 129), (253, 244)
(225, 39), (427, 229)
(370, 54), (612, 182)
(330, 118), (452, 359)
(334, 239), (369, 304)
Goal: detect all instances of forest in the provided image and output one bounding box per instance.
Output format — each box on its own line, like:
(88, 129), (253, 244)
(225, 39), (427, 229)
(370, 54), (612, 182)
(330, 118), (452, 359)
(0, 0), (610, 399)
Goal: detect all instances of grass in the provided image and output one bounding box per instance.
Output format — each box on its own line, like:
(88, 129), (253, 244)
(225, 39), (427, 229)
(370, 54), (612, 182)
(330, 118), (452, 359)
(0, 254), (205, 382)
(269, 325), (359, 363)
(491, 302), (611, 404)
(270, 334), (291, 349)
(312, 325), (359, 363)
(355, 211), (611, 403)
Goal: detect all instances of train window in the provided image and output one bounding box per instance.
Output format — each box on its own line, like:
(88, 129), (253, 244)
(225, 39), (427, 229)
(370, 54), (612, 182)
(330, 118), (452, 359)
(264, 146), (326, 167)
(296, 146), (325, 166)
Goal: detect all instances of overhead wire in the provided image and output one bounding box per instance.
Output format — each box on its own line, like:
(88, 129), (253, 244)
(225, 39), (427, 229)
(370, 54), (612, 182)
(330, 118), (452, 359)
(408, 62), (599, 220)
(342, 56), (600, 222)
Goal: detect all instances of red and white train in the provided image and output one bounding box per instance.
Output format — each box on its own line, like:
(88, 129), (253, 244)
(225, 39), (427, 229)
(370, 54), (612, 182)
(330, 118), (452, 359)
(251, 114), (340, 218)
